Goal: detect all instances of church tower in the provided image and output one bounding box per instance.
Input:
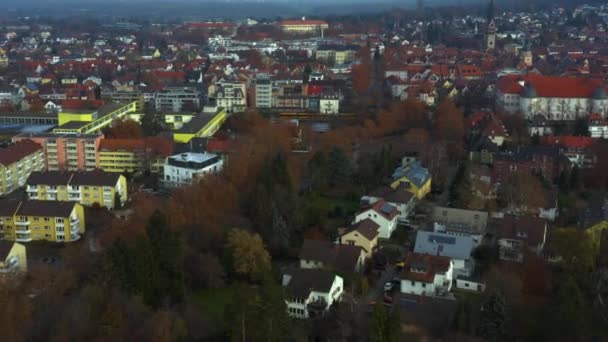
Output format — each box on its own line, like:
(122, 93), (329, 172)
(0, 48), (7, 68)
(486, 0), (496, 51)
(486, 20), (496, 51)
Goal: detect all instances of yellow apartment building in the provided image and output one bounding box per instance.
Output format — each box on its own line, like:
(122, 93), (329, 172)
(98, 137), (173, 174)
(0, 140), (44, 196)
(26, 170), (127, 209)
(0, 200), (85, 243)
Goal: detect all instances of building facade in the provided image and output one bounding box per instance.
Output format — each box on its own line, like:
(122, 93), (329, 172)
(98, 137), (173, 174)
(26, 170), (127, 209)
(0, 140), (44, 196)
(0, 200), (85, 243)
(496, 75), (608, 120)
(163, 152), (223, 188)
(13, 133), (102, 171)
(282, 268), (343, 319)
(155, 87), (202, 112)
(400, 253), (454, 296)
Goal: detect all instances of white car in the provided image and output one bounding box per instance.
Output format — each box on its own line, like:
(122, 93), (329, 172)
(383, 281), (394, 292)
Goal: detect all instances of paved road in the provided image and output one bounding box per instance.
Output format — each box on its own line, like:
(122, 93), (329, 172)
(367, 266), (397, 302)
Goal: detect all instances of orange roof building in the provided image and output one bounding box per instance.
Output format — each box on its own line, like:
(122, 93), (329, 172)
(280, 19), (329, 34)
(496, 74), (608, 120)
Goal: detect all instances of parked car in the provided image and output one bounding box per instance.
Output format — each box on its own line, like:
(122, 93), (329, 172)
(384, 281), (394, 292)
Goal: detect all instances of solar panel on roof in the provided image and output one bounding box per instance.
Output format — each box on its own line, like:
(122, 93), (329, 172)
(380, 203), (394, 214)
(428, 235), (456, 245)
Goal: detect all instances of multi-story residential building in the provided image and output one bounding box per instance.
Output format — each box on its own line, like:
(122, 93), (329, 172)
(496, 75), (608, 120)
(208, 79), (246, 113)
(0, 242), (27, 275)
(282, 268), (343, 319)
(280, 19), (329, 34)
(163, 152), (223, 188)
(12, 133), (102, 171)
(0, 140), (44, 196)
(253, 77), (272, 108)
(98, 137), (174, 174)
(399, 252), (453, 296)
(154, 87), (201, 112)
(26, 170), (127, 209)
(588, 114), (608, 138)
(0, 200), (85, 243)
(315, 45), (358, 65)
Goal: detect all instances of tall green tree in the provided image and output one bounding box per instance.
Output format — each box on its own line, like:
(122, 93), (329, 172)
(327, 147), (353, 187)
(225, 278), (290, 342)
(478, 291), (507, 340)
(140, 103), (166, 136)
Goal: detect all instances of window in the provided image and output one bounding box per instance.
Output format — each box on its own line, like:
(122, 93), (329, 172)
(422, 283), (426, 288)
(411, 281), (414, 286)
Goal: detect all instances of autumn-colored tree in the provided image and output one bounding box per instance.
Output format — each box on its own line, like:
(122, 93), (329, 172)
(434, 99), (464, 142)
(403, 128), (430, 145)
(226, 229), (271, 281)
(0, 280), (32, 342)
(105, 118), (144, 139)
(523, 255), (549, 296)
(497, 170), (545, 213)
(390, 99), (428, 129)
(351, 62), (372, 96)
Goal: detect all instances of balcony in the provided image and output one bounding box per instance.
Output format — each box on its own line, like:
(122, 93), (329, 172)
(14, 227), (31, 233)
(70, 217), (80, 226)
(15, 220), (30, 226)
(70, 233), (81, 242)
(46, 188), (58, 193)
(15, 231), (31, 242)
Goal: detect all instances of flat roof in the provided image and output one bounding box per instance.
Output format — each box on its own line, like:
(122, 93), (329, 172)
(169, 152), (218, 164)
(175, 112), (217, 134)
(14, 132), (102, 139)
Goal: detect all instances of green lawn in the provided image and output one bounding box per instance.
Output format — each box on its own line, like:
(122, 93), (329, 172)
(191, 287), (235, 323)
(305, 193), (360, 215)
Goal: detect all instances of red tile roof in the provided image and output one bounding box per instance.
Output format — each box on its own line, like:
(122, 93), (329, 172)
(401, 252), (452, 283)
(541, 136), (595, 149)
(0, 140), (42, 166)
(497, 74), (606, 98)
(99, 137), (174, 156)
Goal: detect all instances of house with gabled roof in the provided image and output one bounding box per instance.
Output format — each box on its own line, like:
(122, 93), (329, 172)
(399, 252), (453, 296)
(497, 215), (547, 263)
(354, 200), (399, 239)
(362, 185), (416, 223)
(299, 239), (365, 273)
(340, 219), (380, 257)
(282, 268), (343, 319)
(390, 160), (431, 200)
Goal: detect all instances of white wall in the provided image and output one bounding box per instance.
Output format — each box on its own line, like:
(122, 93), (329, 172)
(354, 210), (396, 239)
